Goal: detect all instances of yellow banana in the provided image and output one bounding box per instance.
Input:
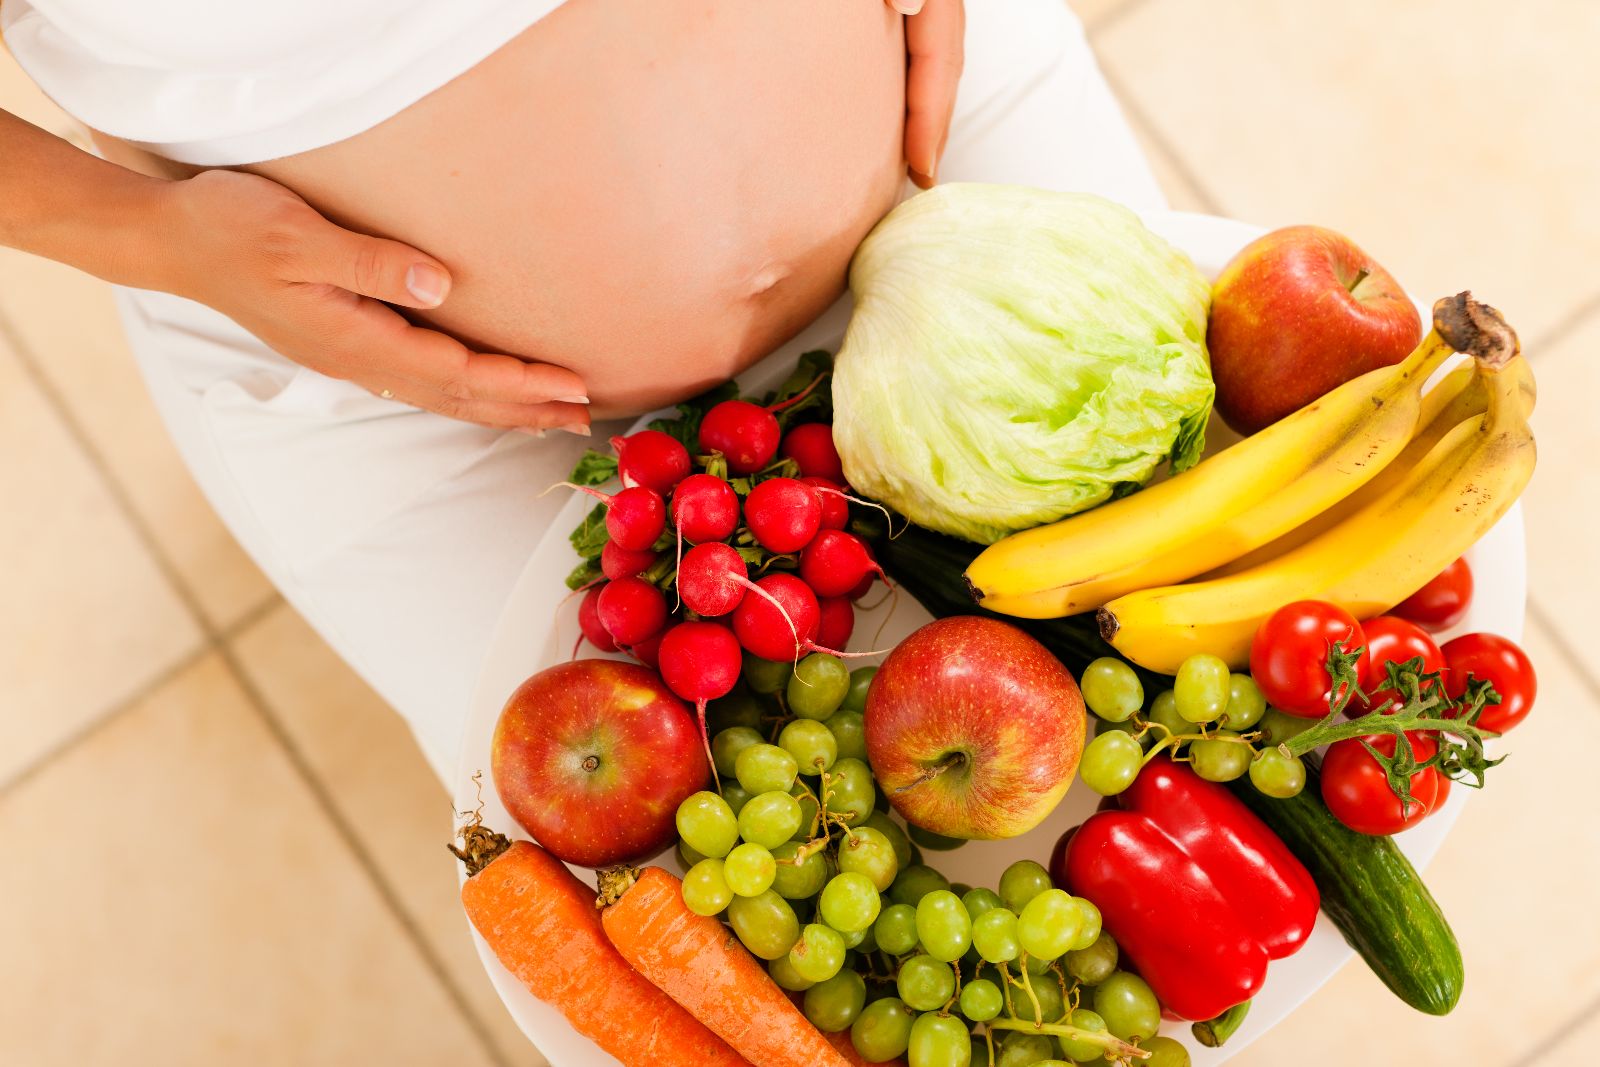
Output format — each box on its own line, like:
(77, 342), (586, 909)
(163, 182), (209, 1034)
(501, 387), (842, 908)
(1098, 299), (1533, 675)
(967, 322), (1459, 619)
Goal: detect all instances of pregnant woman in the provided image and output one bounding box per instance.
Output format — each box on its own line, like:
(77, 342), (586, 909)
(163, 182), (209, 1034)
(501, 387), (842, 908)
(0, 0), (1161, 777)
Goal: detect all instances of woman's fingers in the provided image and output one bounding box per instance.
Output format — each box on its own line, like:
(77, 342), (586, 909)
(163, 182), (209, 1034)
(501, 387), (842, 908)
(903, 0), (965, 188)
(886, 0), (926, 14)
(291, 217), (455, 310)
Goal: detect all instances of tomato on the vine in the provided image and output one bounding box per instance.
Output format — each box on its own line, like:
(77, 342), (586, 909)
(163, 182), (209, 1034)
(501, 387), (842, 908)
(1354, 616), (1446, 716)
(1442, 632), (1536, 733)
(1393, 558), (1474, 632)
(1320, 732), (1445, 836)
(1250, 601), (1370, 719)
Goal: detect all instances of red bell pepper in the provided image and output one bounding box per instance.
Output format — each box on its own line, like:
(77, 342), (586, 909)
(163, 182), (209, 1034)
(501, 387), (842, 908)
(1052, 757), (1319, 1021)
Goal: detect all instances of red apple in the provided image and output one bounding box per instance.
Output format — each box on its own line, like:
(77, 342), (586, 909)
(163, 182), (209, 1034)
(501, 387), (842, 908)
(492, 659), (708, 868)
(1208, 225), (1422, 435)
(864, 617), (1085, 840)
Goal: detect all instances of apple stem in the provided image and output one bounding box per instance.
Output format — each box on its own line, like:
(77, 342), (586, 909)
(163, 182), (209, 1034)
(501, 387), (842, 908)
(1346, 267), (1370, 293)
(892, 750), (967, 795)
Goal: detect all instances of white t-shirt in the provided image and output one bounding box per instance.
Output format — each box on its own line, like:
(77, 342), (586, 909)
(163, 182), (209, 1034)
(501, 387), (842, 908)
(0, 0), (563, 165)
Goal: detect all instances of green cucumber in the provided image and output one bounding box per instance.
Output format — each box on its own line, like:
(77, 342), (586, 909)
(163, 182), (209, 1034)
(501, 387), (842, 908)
(1230, 765), (1463, 1015)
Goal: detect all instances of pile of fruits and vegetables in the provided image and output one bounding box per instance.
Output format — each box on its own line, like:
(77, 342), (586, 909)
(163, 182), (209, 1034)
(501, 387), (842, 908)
(455, 184), (1539, 1067)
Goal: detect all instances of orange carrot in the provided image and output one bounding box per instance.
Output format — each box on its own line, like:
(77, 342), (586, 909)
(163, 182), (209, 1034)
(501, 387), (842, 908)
(600, 865), (850, 1067)
(456, 833), (744, 1067)
(825, 1029), (908, 1066)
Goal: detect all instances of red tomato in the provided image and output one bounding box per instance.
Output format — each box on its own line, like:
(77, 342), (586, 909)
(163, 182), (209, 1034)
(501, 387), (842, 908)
(1320, 732), (1444, 836)
(1393, 558), (1474, 632)
(1441, 632), (1537, 733)
(1250, 601), (1370, 719)
(1354, 616), (1446, 716)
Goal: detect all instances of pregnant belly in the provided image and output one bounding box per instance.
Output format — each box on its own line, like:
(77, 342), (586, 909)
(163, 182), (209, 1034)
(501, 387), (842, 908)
(238, 0), (906, 417)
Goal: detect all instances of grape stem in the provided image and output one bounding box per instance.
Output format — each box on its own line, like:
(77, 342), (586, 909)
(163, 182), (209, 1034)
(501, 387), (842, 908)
(986, 1018), (1150, 1061)
(1135, 717), (1263, 768)
(1011, 955), (1045, 1027)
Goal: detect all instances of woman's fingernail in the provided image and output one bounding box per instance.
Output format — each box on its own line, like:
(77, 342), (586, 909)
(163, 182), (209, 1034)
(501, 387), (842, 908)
(513, 427), (546, 438)
(405, 264), (448, 307)
(892, 0), (923, 14)
(560, 423), (592, 437)
(556, 395), (591, 405)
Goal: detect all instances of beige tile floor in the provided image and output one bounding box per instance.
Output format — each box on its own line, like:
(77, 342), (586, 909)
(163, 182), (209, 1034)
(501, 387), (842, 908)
(2, 3), (1596, 1064)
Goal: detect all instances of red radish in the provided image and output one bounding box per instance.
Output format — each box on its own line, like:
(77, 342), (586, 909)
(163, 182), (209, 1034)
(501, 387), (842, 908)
(677, 543), (749, 617)
(578, 585), (618, 652)
(671, 474), (740, 544)
(733, 573), (822, 662)
(696, 376), (826, 476)
(781, 423), (845, 483)
(602, 541), (659, 581)
(611, 430), (691, 495)
(846, 572), (876, 601)
(798, 530), (882, 598)
(627, 623), (673, 669)
(802, 476), (850, 531)
(560, 483), (666, 552)
(657, 621), (745, 773)
(817, 596), (855, 651)
(744, 478), (822, 554)
(596, 576), (667, 646)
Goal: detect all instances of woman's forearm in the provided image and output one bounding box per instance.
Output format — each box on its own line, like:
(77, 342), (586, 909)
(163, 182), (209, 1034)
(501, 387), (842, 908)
(0, 108), (177, 289)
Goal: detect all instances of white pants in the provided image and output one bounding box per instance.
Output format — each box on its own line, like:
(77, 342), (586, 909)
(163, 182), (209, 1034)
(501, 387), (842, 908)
(116, 0), (1165, 782)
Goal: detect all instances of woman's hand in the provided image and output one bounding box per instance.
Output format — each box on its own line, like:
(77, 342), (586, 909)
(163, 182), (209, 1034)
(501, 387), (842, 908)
(890, 0), (966, 188)
(156, 169), (592, 434)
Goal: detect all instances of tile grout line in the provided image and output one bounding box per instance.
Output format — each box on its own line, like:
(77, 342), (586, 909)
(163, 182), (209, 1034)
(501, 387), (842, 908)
(0, 307), (516, 1065)
(1525, 598), (1600, 712)
(1510, 988), (1600, 1067)
(1526, 289), (1600, 355)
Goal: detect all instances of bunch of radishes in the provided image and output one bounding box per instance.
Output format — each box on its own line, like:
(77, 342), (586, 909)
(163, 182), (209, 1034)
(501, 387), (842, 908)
(564, 364), (886, 753)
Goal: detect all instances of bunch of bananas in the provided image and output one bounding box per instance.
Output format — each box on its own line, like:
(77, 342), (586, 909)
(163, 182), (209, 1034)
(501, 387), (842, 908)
(965, 293), (1536, 674)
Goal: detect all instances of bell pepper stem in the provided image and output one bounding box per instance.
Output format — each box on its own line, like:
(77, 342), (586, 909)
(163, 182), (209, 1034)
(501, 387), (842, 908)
(1192, 999), (1252, 1047)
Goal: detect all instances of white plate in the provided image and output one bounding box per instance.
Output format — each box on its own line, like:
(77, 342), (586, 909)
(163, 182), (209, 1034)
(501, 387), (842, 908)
(454, 211), (1526, 1066)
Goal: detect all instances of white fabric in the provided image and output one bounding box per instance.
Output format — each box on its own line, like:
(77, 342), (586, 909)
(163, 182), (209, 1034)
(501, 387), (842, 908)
(0, 0), (562, 164)
(108, 0), (1165, 782)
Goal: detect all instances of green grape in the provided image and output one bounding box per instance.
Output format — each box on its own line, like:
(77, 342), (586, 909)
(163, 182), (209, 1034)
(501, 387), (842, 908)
(839, 926), (867, 949)
(969, 1035), (991, 1067)
(707, 688), (765, 732)
(1175, 653), (1231, 723)
(719, 782), (754, 817)
(1145, 689), (1187, 744)
(804, 970), (867, 1033)
(1219, 673), (1267, 729)
(889, 864), (952, 908)
(1057, 1008), (1109, 1062)
(915, 890), (973, 963)
(855, 924), (879, 954)
(738, 790), (804, 849)
(779, 718), (838, 774)
(1023, 951), (1054, 976)
(768, 953), (814, 991)
(674, 839), (706, 875)
(1017, 889), (1081, 960)
(1064, 931), (1118, 985)
(676, 790), (739, 858)
(826, 757), (877, 825)
(1249, 747), (1308, 798)
(995, 1030), (1055, 1067)
(1078, 731), (1143, 796)
(819, 872), (882, 933)
(852, 997), (916, 1063)
(961, 887), (1004, 920)
(790, 781), (820, 841)
(724, 842), (777, 897)
(1095, 716), (1151, 751)
(1080, 657), (1144, 723)
(736, 743), (799, 794)
(728, 889), (800, 960)
(789, 923), (847, 983)
(1092, 971), (1160, 1041)
(770, 840), (829, 899)
(897, 954), (956, 1011)
(681, 858), (733, 916)
(874, 903), (921, 956)
(909, 823), (967, 851)
(999, 860), (1053, 914)
(1070, 898), (1102, 951)
(744, 652), (792, 694)
(843, 665), (878, 713)
(908, 1011), (971, 1067)
(712, 726), (764, 779)
(789, 652), (852, 719)
(825, 709), (869, 762)
(950, 883), (973, 897)
(1190, 731), (1252, 783)
(1258, 707), (1318, 746)
(838, 826), (900, 891)
(1141, 1036), (1191, 1067)
(864, 811), (913, 869)
(957, 978), (1003, 1023)
(972, 907), (1020, 963)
